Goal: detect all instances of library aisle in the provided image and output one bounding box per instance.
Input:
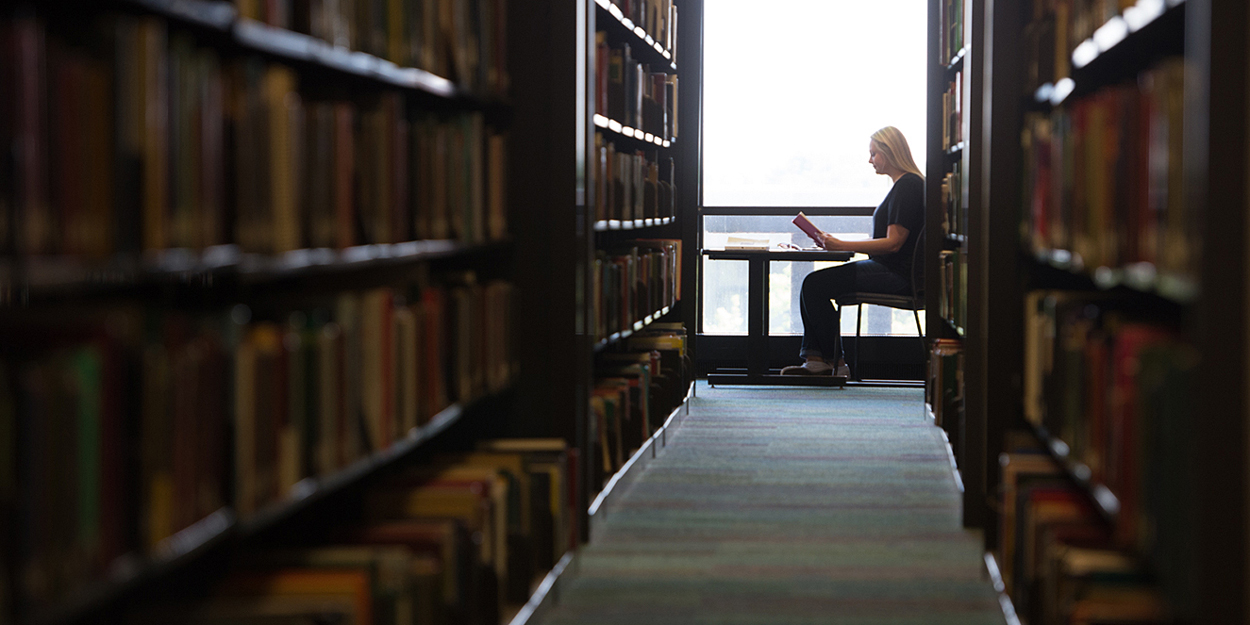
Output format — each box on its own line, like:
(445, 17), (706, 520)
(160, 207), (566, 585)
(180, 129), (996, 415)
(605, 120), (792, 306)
(535, 382), (1004, 624)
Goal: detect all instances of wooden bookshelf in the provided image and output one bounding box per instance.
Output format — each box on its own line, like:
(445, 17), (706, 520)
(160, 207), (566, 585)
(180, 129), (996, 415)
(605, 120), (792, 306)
(26, 391), (509, 625)
(925, 0), (984, 529)
(0, 0), (582, 623)
(594, 217), (676, 232)
(586, 0), (690, 513)
(592, 0), (677, 69)
(970, 0), (1250, 620)
(1, 240), (513, 306)
(506, 0), (696, 547)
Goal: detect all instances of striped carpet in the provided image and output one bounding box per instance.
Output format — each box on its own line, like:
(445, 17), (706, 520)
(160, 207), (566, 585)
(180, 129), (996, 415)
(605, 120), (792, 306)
(537, 382), (1004, 625)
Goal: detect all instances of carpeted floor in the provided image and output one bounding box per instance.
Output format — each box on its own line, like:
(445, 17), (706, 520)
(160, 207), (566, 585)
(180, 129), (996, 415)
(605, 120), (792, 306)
(536, 382), (1005, 625)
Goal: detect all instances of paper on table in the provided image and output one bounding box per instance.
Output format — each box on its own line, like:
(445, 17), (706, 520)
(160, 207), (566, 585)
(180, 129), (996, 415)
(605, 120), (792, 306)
(725, 235), (769, 250)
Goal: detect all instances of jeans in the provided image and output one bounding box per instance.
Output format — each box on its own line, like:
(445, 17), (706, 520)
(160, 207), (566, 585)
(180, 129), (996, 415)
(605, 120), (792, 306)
(798, 259), (912, 362)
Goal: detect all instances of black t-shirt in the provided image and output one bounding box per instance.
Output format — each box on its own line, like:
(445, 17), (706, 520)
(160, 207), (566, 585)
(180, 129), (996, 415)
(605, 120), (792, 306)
(870, 172), (925, 279)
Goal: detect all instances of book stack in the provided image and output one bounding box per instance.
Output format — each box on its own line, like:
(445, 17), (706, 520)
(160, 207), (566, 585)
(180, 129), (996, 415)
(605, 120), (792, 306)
(940, 160), (965, 238)
(999, 447), (1173, 624)
(0, 9), (508, 261)
(1020, 59), (1189, 277)
(233, 0), (509, 97)
(592, 239), (680, 344)
(595, 34), (678, 142)
(937, 248), (966, 332)
(130, 438), (574, 624)
(942, 72), (963, 150)
(938, 0), (964, 62)
(1018, 290), (1197, 619)
(606, 0), (678, 56)
(592, 133), (676, 224)
(1, 276), (517, 613)
(591, 323), (686, 486)
(927, 339), (963, 429)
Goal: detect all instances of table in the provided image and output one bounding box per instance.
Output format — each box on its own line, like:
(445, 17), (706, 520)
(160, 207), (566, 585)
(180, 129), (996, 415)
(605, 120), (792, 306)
(701, 248), (853, 386)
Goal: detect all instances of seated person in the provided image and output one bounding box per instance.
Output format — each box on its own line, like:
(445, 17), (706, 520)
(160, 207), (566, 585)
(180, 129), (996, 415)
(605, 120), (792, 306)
(781, 126), (925, 376)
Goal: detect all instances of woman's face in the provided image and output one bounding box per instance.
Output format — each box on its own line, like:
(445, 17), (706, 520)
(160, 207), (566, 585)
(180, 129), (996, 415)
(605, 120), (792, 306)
(868, 140), (891, 175)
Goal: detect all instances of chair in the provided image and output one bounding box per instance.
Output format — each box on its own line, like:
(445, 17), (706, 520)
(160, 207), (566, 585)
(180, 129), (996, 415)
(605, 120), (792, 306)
(840, 224), (926, 382)
(840, 292), (925, 382)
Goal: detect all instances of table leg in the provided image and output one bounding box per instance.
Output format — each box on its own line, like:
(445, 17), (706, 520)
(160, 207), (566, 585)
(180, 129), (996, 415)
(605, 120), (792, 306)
(747, 256), (767, 377)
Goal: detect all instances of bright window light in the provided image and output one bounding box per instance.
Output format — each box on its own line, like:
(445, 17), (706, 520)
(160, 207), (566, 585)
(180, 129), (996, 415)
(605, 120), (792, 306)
(703, 0), (928, 207)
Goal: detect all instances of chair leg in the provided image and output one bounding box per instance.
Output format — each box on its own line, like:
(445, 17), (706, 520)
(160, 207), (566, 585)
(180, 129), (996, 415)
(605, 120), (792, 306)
(854, 303), (863, 382)
(915, 309), (926, 418)
(913, 309), (924, 359)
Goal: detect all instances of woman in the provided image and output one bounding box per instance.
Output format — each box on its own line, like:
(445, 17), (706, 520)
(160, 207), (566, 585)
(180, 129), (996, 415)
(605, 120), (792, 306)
(781, 126), (925, 376)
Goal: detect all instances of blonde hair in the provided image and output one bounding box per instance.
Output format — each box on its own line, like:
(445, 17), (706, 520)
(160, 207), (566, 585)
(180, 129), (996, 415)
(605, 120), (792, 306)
(871, 126), (923, 179)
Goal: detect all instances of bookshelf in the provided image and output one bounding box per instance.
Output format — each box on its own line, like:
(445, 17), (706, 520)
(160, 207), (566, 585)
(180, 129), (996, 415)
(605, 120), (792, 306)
(967, 0), (1250, 621)
(588, 0), (692, 507)
(925, 0), (984, 528)
(0, 0), (586, 623)
(506, 0), (696, 545)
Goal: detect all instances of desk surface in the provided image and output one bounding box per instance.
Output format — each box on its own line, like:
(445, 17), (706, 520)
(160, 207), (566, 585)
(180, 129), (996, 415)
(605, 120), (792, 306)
(702, 248), (854, 262)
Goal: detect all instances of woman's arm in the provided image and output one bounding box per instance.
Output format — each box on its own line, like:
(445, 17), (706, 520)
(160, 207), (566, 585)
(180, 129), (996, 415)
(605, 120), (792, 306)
(815, 224), (910, 254)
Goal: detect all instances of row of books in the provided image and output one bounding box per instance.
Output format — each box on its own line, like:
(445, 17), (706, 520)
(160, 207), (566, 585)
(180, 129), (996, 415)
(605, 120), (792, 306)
(604, 0), (678, 58)
(1020, 59), (1189, 276)
(927, 338), (963, 430)
(937, 249), (967, 331)
(131, 439), (575, 624)
(941, 72), (963, 151)
(592, 134), (676, 223)
(1022, 290), (1195, 565)
(1022, 0), (1143, 92)
(591, 323), (687, 488)
(596, 36), (679, 142)
(1000, 440), (1184, 624)
(0, 12), (506, 258)
(234, 0), (508, 96)
(3, 276), (515, 610)
(938, 0), (964, 63)
(593, 239), (681, 344)
(940, 160), (966, 238)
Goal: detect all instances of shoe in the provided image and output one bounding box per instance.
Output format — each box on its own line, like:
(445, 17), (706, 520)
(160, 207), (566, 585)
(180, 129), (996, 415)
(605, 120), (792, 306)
(780, 361), (834, 376)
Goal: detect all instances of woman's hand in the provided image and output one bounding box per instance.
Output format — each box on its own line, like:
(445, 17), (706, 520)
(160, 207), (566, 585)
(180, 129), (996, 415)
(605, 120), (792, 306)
(818, 233), (848, 251)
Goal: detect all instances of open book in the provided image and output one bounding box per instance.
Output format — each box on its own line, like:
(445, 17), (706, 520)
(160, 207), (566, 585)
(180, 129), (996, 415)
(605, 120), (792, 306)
(792, 212), (824, 242)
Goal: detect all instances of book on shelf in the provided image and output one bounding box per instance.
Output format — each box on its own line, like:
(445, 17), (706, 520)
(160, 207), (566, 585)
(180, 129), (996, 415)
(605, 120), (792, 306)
(606, 0), (678, 55)
(938, 0), (964, 63)
(225, 545), (442, 625)
(998, 446), (1172, 624)
(0, 8), (509, 263)
(1020, 58), (1189, 277)
(597, 359), (653, 456)
(940, 160), (964, 238)
(592, 240), (680, 342)
(593, 132), (676, 223)
(234, 0), (509, 97)
(597, 39), (677, 141)
(624, 323), (687, 414)
(1024, 0), (1163, 92)
(936, 249), (966, 330)
(591, 380), (630, 480)
(927, 338), (963, 428)
(0, 276), (517, 614)
(1021, 290), (1197, 609)
(941, 71), (963, 150)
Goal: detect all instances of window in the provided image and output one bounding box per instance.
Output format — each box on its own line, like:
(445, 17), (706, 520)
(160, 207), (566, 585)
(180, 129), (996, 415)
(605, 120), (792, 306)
(701, 215), (924, 336)
(702, 1), (928, 207)
(701, 0), (929, 339)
